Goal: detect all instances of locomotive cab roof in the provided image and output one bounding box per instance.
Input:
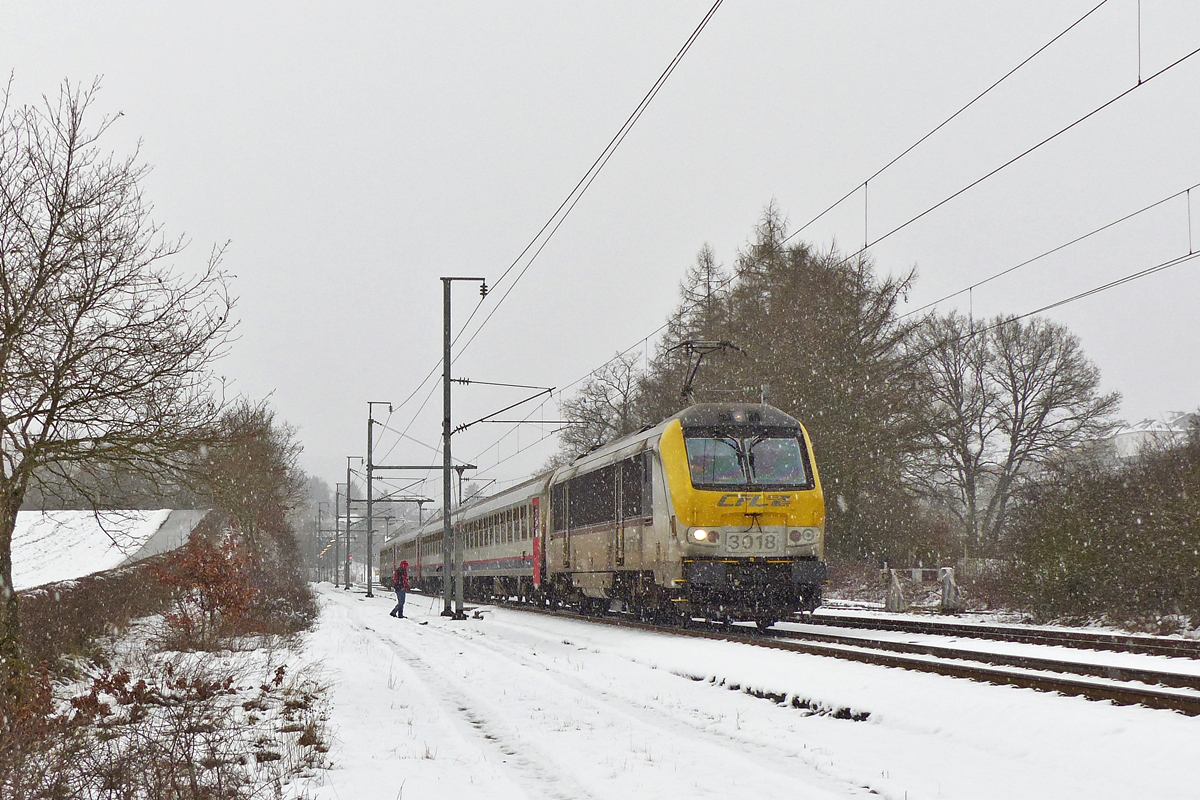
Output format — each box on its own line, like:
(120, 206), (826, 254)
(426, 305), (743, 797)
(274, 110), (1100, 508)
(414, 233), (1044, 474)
(670, 403), (802, 430)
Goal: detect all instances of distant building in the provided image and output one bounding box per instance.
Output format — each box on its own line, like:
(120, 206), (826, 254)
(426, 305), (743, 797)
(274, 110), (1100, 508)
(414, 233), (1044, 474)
(1108, 412), (1198, 461)
(12, 509), (212, 592)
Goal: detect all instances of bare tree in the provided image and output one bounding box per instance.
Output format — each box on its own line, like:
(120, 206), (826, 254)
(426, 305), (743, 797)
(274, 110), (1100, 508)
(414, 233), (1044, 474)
(0, 80), (235, 681)
(558, 351), (643, 455)
(916, 313), (1120, 554)
(184, 398), (305, 555)
(985, 316), (1120, 540)
(913, 312), (997, 551)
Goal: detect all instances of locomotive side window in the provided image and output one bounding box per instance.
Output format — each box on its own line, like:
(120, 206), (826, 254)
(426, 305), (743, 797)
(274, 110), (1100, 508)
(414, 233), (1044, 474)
(569, 465), (616, 528)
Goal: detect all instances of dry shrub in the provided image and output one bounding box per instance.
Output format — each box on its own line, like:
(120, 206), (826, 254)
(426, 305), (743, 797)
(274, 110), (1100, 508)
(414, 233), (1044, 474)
(823, 555), (887, 605)
(18, 558), (175, 673)
(151, 531), (259, 650)
(1006, 428), (1200, 627)
(0, 653), (329, 799)
(0, 667), (89, 799)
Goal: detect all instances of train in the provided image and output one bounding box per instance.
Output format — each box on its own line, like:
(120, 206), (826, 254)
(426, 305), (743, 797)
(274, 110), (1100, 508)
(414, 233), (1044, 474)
(377, 403), (826, 627)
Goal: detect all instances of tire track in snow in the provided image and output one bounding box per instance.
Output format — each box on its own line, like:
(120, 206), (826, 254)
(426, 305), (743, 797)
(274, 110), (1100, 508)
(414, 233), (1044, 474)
(370, 604), (866, 799)
(350, 607), (600, 800)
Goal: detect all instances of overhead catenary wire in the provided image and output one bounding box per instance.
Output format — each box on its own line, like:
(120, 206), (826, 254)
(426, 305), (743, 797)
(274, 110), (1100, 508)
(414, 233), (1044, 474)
(901, 181), (1200, 319)
(457, 7), (1183, 469)
(983, 249), (1200, 333)
(784, 0), (1111, 245)
(849, 42), (1200, 256)
(470, 171), (1200, 480)
(376, 0), (724, 466)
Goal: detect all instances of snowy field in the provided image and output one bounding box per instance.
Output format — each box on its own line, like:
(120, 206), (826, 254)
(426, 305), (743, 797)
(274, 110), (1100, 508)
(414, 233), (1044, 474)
(12, 509), (172, 591)
(303, 584), (1198, 800)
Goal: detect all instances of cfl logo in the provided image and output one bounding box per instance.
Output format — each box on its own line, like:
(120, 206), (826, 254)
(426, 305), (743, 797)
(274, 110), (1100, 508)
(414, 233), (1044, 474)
(717, 494), (792, 508)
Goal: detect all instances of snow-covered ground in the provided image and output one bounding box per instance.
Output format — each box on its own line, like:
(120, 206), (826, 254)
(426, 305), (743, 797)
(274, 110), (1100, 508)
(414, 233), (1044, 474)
(302, 584), (1199, 800)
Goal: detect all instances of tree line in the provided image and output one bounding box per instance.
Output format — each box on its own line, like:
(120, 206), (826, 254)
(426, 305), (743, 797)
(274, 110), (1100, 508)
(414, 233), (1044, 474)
(556, 205), (1196, 624)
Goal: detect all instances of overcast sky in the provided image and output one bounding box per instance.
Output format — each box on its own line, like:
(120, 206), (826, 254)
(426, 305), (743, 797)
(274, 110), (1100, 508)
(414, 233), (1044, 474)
(5, 1), (1199, 499)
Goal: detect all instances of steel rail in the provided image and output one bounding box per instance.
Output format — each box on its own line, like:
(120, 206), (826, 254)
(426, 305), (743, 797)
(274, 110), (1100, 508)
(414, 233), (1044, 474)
(769, 626), (1200, 691)
(806, 611), (1200, 658)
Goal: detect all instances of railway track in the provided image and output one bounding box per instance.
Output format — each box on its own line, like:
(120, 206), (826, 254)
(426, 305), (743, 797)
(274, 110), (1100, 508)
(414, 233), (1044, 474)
(806, 609), (1200, 658)
(485, 600), (1200, 716)
(769, 623), (1200, 691)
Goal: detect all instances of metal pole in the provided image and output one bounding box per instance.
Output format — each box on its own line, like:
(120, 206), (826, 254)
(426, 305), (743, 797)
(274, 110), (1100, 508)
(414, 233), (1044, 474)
(454, 466), (468, 616)
(345, 457), (353, 589)
(441, 278), (454, 616)
(439, 276), (485, 619)
(316, 503), (324, 582)
(334, 487), (341, 586)
(366, 411), (374, 598)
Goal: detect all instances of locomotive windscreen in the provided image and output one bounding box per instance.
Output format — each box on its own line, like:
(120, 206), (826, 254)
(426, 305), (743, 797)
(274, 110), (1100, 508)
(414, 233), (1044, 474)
(684, 428), (813, 491)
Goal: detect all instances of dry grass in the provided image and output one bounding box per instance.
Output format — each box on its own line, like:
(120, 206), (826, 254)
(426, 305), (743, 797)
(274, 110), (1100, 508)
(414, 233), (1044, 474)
(18, 557), (175, 673)
(0, 650), (330, 799)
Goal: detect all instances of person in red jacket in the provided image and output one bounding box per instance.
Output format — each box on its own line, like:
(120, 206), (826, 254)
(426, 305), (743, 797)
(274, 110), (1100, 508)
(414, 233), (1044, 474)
(390, 561), (410, 618)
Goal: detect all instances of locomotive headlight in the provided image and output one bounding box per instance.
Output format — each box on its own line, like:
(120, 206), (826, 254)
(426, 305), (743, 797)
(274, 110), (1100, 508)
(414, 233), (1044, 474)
(692, 528), (709, 541)
(689, 528), (718, 544)
(788, 528), (820, 545)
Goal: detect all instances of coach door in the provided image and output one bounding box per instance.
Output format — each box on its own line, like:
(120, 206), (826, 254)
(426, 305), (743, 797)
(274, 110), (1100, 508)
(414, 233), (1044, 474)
(550, 481), (569, 570)
(531, 497), (542, 588)
(615, 466), (627, 568)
